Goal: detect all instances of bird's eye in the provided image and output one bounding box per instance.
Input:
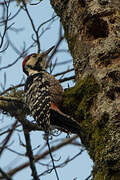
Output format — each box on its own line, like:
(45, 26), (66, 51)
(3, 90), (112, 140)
(32, 54), (37, 58)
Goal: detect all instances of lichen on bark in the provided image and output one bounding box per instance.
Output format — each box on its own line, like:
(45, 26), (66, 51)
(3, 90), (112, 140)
(62, 75), (100, 145)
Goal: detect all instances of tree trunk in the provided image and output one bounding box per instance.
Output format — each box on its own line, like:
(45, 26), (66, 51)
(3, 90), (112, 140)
(51, 0), (120, 179)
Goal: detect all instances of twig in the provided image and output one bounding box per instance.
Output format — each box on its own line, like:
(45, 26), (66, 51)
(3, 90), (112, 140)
(6, 31), (23, 55)
(37, 15), (57, 33)
(46, 24), (64, 67)
(0, 52), (24, 71)
(23, 126), (39, 180)
(46, 35), (64, 67)
(0, 168), (12, 180)
(0, 118), (43, 136)
(46, 138), (60, 180)
(37, 150), (83, 178)
(59, 75), (75, 83)
(22, 0), (40, 52)
(1, 135), (78, 178)
(8, 8), (21, 21)
(52, 59), (73, 66)
(0, 41), (9, 53)
(54, 68), (74, 77)
(5, 146), (25, 156)
(0, 84), (24, 95)
(85, 173), (92, 180)
(0, 120), (17, 156)
(0, 0), (10, 49)
(0, 0), (14, 5)
(30, 2), (41, 6)
(0, 40), (36, 70)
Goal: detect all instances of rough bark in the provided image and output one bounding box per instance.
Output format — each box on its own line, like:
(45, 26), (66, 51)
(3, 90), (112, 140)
(51, 0), (120, 179)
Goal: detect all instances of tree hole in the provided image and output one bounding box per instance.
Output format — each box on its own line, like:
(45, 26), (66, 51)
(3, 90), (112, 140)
(87, 17), (109, 39)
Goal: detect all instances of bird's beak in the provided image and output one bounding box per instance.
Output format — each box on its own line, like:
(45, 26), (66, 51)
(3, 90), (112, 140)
(42, 46), (55, 56)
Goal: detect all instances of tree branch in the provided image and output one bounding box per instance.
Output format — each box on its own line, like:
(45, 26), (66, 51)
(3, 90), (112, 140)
(0, 120), (17, 156)
(0, 135), (78, 178)
(23, 126), (39, 180)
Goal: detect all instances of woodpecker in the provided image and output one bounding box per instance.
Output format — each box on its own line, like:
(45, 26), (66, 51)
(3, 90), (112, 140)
(22, 46), (81, 135)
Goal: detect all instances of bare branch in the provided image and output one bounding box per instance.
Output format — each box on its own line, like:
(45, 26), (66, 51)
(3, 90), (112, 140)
(0, 120), (17, 156)
(0, 84), (24, 95)
(0, 135), (78, 178)
(21, 0), (40, 52)
(38, 150), (83, 178)
(53, 59), (73, 66)
(0, 0), (10, 49)
(8, 8), (21, 21)
(59, 75), (75, 83)
(0, 168), (12, 180)
(0, 41), (9, 53)
(30, 2), (41, 6)
(54, 68), (74, 77)
(5, 147), (25, 156)
(37, 15), (57, 33)
(23, 126), (39, 180)
(47, 34), (64, 67)
(0, 0), (15, 5)
(46, 138), (60, 180)
(0, 42), (35, 71)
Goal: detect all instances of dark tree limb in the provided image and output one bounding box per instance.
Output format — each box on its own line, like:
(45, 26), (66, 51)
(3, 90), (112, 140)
(0, 120), (17, 156)
(23, 126), (40, 180)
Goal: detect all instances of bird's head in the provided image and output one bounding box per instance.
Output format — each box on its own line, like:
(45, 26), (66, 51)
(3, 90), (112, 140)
(22, 46), (54, 76)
